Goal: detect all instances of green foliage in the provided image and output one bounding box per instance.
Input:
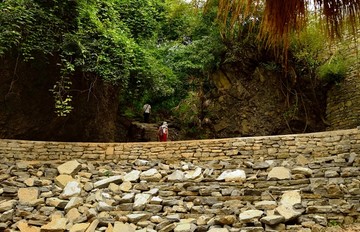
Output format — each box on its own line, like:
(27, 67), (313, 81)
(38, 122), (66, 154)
(0, 0), (179, 116)
(283, 103), (299, 120)
(116, 0), (165, 40)
(290, 19), (351, 85)
(123, 108), (137, 118)
(163, 7), (225, 82)
(100, 169), (113, 177)
(118, 0), (226, 119)
(290, 23), (328, 78)
(0, 0), (228, 121)
(260, 61), (279, 71)
(328, 220), (341, 227)
(49, 56), (75, 116)
(49, 76), (74, 117)
(317, 54), (348, 84)
(160, 0), (198, 41)
(173, 91), (201, 125)
(167, 35), (224, 76)
(161, 0), (225, 76)
(0, 0), (73, 59)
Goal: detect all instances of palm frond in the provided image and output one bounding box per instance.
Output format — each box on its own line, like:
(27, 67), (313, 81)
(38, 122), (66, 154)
(212, 0), (360, 46)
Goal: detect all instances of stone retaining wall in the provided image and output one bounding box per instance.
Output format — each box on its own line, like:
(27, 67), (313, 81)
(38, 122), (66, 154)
(326, 71), (360, 130)
(0, 128), (360, 231)
(326, 35), (360, 130)
(1, 128), (360, 163)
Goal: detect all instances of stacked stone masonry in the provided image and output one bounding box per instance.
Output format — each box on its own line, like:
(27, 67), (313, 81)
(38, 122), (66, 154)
(326, 35), (360, 130)
(0, 128), (359, 231)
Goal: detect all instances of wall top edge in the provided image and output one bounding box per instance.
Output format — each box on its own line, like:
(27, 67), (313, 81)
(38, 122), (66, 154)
(1, 127), (359, 146)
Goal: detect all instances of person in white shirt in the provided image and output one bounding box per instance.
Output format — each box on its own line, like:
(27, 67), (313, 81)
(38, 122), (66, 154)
(143, 103), (151, 123)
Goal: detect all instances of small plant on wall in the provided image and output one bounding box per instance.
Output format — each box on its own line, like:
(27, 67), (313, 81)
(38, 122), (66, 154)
(317, 54), (349, 85)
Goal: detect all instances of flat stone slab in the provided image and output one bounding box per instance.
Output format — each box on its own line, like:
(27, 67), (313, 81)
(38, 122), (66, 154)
(267, 167), (291, 180)
(94, 175), (123, 188)
(239, 210), (263, 223)
(57, 160), (81, 175)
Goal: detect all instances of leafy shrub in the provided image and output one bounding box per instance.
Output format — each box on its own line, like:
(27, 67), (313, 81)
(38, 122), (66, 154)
(0, 0), (179, 116)
(173, 91), (201, 126)
(328, 220), (341, 227)
(317, 55), (348, 84)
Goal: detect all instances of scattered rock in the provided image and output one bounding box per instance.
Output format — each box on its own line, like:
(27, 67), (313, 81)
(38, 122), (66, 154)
(216, 170), (246, 182)
(260, 215), (285, 225)
(0, 158), (356, 231)
(60, 181), (82, 199)
(57, 160), (81, 176)
(124, 170), (141, 182)
(239, 210), (263, 223)
(94, 175), (123, 188)
(267, 167), (291, 180)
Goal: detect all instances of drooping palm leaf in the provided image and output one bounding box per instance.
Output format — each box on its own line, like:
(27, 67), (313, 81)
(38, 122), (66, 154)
(212, 0), (360, 46)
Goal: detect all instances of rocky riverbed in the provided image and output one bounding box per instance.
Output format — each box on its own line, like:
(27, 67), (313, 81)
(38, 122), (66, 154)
(0, 158), (359, 232)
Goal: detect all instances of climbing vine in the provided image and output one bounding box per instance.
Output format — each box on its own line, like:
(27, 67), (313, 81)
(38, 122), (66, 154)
(0, 0), (183, 116)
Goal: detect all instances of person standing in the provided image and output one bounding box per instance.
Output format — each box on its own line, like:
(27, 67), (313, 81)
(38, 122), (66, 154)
(158, 121), (168, 142)
(143, 103), (151, 123)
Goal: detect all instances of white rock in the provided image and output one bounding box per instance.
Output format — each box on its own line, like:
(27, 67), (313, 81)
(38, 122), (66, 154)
(127, 213), (150, 223)
(167, 170), (185, 182)
(167, 214), (181, 222)
(140, 169), (162, 181)
(134, 159), (149, 166)
(133, 194), (151, 210)
(239, 210), (263, 223)
(145, 188), (159, 195)
(61, 181), (81, 199)
(260, 215), (285, 225)
(216, 170), (246, 182)
(141, 169), (158, 177)
(185, 167), (202, 180)
(94, 175), (123, 188)
(150, 196), (163, 204)
(124, 170), (141, 182)
(97, 201), (113, 212)
(121, 193), (135, 203)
